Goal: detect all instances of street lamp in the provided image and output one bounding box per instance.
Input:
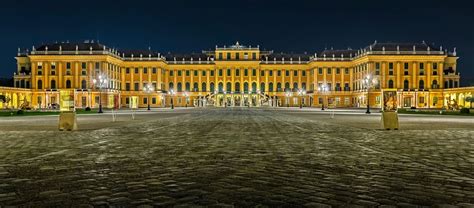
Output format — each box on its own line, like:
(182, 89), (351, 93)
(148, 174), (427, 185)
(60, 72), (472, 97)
(298, 89), (306, 109)
(168, 89), (175, 109)
(318, 84), (328, 110)
(92, 75), (107, 113)
(223, 91), (227, 108)
(184, 91), (189, 108)
(363, 74), (378, 114)
(143, 83), (154, 111)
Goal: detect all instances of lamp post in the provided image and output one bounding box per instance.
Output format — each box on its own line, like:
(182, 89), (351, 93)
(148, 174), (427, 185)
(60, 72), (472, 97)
(168, 89), (175, 109)
(363, 74), (378, 114)
(93, 75), (107, 113)
(318, 84), (328, 110)
(184, 91), (189, 108)
(143, 83), (154, 111)
(298, 89), (306, 109)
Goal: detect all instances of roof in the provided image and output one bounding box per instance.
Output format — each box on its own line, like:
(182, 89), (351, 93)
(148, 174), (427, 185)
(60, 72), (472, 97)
(35, 42), (107, 51)
(318, 49), (357, 58)
(262, 53), (312, 62)
(364, 41), (438, 51)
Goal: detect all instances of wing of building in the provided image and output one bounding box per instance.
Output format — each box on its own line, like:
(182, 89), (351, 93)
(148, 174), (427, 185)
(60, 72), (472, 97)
(1, 40), (473, 109)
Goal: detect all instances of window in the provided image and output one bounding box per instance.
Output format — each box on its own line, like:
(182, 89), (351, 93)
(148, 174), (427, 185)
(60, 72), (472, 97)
(277, 83), (282, 92)
(177, 82), (182, 92)
(285, 82), (290, 91)
(375, 63), (380, 70)
(388, 80), (394, 88)
(81, 69), (87, 75)
(210, 70), (214, 76)
(152, 68), (157, 74)
(226, 53), (231, 60)
(302, 70), (306, 76)
(126, 83), (130, 91)
(37, 80), (43, 89)
(432, 80), (438, 89)
(278, 70), (281, 76)
(202, 70), (206, 76)
(235, 53), (240, 60)
(318, 68), (323, 75)
(143, 68), (148, 74)
(152, 97), (156, 104)
(202, 82), (207, 92)
(185, 82), (190, 91)
(170, 70), (174, 76)
(404, 80), (409, 90)
(81, 80), (87, 89)
(135, 68), (139, 74)
(293, 82), (298, 91)
(344, 83), (350, 91)
(285, 70), (289, 76)
(126, 68), (130, 74)
(178, 70), (182, 76)
(335, 68), (340, 75)
(51, 80), (56, 89)
(294, 70), (298, 76)
(268, 82), (273, 92)
(252, 52), (256, 60)
(95, 62), (100, 69)
(218, 53), (223, 60)
(327, 68), (332, 74)
(252, 69), (256, 76)
(345, 68), (349, 75)
(66, 62), (71, 69)
(218, 69), (223, 76)
(194, 70), (198, 76)
(269, 70), (273, 76)
(433, 63), (438, 70)
(134, 83), (139, 91)
(186, 70), (190, 76)
(404, 62), (409, 70)
(244, 69), (248, 76)
(210, 82), (215, 92)
(169, 82), (174, 91)
(82, 62), (87, 69)
(236, 69), (240, 76)
(260, 70), (264, 76)
(143, 97), (148, 104)
(227, 69), (231, 76)
(335, 83), (341, 91)
(419, 80), (425, 89)
(50, 62), (55, 70)
(66, 80), (71, 89)
(419, 63), (424, 70)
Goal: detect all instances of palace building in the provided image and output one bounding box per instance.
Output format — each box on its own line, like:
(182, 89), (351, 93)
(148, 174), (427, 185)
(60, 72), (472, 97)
(1, 40), (473, 109)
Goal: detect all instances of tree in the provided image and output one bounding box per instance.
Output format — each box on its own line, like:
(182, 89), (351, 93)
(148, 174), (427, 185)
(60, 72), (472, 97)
(466, 96), (473, 109)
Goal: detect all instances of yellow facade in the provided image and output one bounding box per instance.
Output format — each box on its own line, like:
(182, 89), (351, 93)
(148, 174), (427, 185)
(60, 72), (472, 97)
(3, 40), (472, 110)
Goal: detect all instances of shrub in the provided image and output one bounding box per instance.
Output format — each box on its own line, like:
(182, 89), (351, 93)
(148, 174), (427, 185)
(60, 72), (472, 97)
(410, 106), (416, 109)
(16, 110), (24, 115)
(85, 107), (91, 111)
(460, 108), (470, 114)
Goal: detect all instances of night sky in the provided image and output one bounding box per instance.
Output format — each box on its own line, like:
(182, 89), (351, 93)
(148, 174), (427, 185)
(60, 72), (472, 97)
(1, 0), (473, 85)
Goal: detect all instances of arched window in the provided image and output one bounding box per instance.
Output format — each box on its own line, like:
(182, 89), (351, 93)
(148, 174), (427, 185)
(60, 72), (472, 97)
(66, 80), (72, 88)
(285, 82), (290, 91)
(51, 80), (56, 89)
(432, 80), (438, 89)
(169, 82), (174, 91)
(81, 80), (87, 89)
(419, 80), (424, 90)
(201, 82), (207, 92)
(260, 82), (265, 92)
(226, 82), (232, 92)
(388, 80), (394, 88)
(37, 80), (43, 89)
(301, 82), (306, 90)
(218, 82), (223, 93)
(235, 82), (240, 92)
(276, 82), (281, 92)
(449, 80), (453, 88)
(210, 82), (215, 92)
(403, 80), (409, 90)
(244, 82), (249, 93)
(252, 82), (257, 93)
(177, 82), (182, 92)
(185, 82), (190, 92)
(293, 82), (298, 91)
(193, 82), (198, 92)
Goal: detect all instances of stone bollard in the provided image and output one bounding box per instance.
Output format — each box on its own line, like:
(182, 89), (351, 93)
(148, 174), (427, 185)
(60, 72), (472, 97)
(58, 111), (78, 131)
(381, 111), (399, 130)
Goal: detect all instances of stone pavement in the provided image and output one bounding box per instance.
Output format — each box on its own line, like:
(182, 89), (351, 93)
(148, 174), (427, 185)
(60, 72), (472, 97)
(0, 108), (474, 207)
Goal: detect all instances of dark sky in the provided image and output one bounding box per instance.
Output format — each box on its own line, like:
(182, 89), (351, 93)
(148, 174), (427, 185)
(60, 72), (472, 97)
(1, 0), (473, 85)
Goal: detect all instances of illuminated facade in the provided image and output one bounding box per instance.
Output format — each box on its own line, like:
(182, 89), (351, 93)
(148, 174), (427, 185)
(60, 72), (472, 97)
(1, 40), (473, 109)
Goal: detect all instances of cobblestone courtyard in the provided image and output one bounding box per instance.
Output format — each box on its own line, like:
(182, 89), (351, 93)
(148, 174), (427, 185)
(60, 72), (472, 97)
(1, 108), (474, 207)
